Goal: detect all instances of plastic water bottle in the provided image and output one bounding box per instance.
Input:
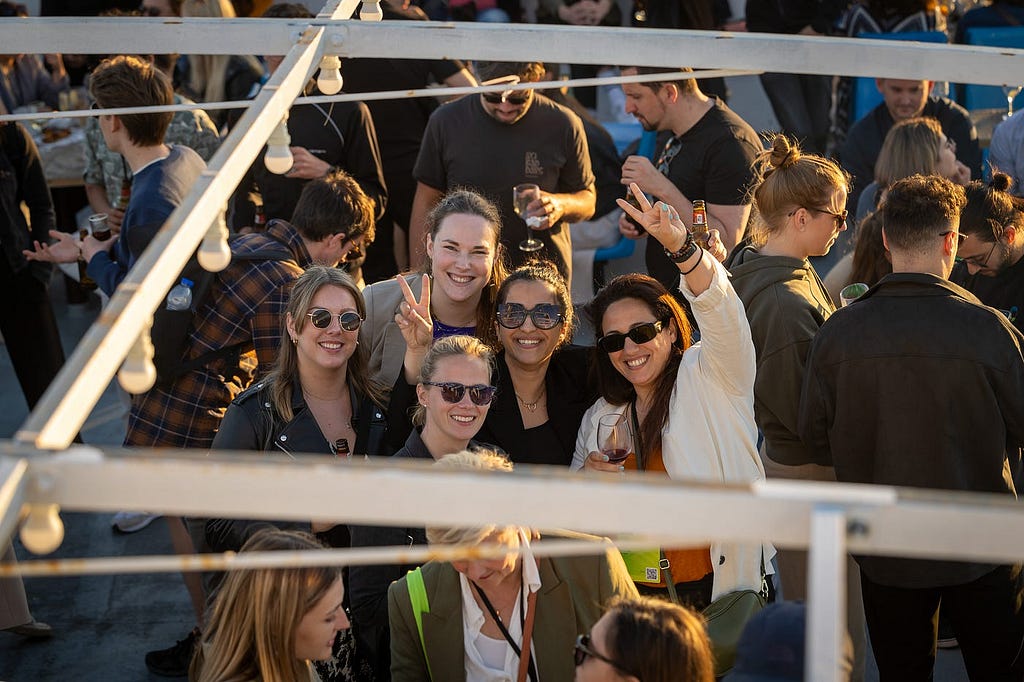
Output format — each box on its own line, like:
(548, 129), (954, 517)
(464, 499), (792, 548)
(166, 278), (194, 311)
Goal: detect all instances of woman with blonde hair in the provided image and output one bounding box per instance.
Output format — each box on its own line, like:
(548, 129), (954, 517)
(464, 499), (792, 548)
(857, 116), (970, 223)
(574, 596), (715, 682)
(190, 529), (348, 682)
(388, 448), (637, 681)
(349, 335), (502, 678)
(728, 135), (865, 679)
(180, 0), (264, 131)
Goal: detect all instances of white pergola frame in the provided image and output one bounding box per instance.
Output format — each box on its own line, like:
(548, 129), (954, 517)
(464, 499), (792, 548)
(3, 7), (1024, 679)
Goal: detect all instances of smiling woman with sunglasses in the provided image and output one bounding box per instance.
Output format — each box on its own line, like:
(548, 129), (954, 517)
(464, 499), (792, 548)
(574, 186), (773, 610)
(349, 335), (505, 678)
(389, 261), (597, 466)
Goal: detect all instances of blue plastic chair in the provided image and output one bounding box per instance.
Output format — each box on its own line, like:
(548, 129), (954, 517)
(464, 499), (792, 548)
(850, 31), (949, 123)
(959, 27), (1024, 113)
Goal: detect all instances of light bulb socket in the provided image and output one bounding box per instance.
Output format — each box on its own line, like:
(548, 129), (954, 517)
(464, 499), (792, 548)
(359, 0), (383, 21)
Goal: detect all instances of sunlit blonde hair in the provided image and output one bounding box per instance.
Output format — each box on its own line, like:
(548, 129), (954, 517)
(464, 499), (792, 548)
(425, 448), (519, 546)
(749, 134), (849, 247)
(190, 529), (342, 682)
(411, 335), (495, 428)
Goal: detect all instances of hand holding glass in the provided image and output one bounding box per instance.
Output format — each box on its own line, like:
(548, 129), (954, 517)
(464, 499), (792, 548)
(597, 413), (632, 464)
(513, 183), (543, 253)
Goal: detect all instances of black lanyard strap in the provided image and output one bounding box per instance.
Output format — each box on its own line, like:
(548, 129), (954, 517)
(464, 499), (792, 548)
(471, 578), (538, 682)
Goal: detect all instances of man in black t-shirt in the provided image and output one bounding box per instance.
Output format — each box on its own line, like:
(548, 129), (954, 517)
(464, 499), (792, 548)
(952, 181), (1024, 333)
(409, 61), (596, 287)
(618, 66), (761, 290)
(341, 2), (476, 282)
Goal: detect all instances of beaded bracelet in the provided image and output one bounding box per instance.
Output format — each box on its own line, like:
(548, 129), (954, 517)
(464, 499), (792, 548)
(663, 231), (699, 263)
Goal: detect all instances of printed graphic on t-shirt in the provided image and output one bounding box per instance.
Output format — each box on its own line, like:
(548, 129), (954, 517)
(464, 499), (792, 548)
(525, 151), (544, 177)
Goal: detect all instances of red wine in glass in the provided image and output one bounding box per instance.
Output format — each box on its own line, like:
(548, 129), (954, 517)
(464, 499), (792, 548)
(597, 413), (632, 465)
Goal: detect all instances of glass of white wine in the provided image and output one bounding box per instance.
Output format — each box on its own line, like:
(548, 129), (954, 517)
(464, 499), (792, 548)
(513, 183), (543, 253)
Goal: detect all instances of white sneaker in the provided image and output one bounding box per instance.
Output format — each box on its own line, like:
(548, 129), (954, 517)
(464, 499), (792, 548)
(111, 511), (159, 534)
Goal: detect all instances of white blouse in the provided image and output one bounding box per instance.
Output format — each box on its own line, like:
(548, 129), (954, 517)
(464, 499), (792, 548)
(458, 530), (543, 682)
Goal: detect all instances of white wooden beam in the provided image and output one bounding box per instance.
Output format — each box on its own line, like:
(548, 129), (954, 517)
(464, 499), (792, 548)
(807, 506), (847, 682)
(5, 450), (1024, 567)
(0, 457), (27, 554)
(6, 19), (1024, 85)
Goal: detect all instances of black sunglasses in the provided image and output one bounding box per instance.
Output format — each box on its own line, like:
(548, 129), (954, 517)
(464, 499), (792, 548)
(306, 308), (363, 331)
(496, 302), (565, 330)
(482, 91), (531, 105)
(342, 241), (364, 263)
(574, 634), (632, 674)
(597, 317), (671, 354)
(422, 381), (497, 406)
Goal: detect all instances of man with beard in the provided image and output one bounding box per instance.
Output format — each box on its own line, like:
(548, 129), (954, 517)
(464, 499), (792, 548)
(953, 175), (1024, 333)
(409, 60), (595, 289)
(617, 66), (760, 291)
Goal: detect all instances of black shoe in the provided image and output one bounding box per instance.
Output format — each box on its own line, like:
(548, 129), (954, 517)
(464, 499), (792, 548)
(145, 627), (200, 677)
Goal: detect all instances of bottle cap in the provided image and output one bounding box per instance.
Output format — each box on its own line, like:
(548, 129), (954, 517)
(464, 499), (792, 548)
(181, 278), (194, 287)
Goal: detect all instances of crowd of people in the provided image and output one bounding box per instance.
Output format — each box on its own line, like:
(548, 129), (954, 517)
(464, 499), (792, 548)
(1, 0), (1024, 681)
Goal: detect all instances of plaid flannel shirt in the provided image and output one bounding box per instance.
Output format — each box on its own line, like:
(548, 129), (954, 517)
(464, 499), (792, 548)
(126, 220), (310, 448)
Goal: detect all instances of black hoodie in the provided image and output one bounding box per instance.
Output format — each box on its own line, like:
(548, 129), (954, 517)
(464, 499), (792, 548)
(728, 245), (835, 465)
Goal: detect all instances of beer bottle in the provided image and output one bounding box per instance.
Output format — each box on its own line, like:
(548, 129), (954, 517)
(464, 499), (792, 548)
(691, 199), (709, 249)
(333, 438), (351, 459)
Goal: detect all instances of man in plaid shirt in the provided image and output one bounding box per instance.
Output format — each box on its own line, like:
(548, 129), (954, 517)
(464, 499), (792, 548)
(127, 170), (375, 449)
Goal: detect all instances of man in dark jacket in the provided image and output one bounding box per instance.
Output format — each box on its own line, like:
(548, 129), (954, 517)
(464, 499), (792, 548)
(799, 174), (1024, 680)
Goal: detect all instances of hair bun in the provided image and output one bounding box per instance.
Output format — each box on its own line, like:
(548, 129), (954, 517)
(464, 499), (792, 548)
(990, 172), (1013, 193)
(768, 135), (800, 170)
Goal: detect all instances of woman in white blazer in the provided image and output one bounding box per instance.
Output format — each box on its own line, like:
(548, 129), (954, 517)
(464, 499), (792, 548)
(573, 186), (774, 606)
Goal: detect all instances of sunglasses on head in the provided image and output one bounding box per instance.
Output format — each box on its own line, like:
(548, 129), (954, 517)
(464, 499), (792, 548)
(482, 91), (531, 105)
(573, 634), (632, 674)
(597, 317), (671, 354)
(496, 302), (565, 330)
(306, 308), (363, 331)
(422, 381), (497, 406)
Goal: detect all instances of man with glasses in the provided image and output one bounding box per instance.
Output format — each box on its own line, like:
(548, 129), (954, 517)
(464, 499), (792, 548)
(409, 60), (596, 287)
(840, 79), (981, 213)
(618, 66), (761, 291)
(952, 178), (1024, 332)
(800, 174), (1024, 681)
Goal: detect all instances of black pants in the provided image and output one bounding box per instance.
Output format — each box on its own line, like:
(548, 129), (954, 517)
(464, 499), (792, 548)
(0, 259), (66, 411)
(860, 565), (1024, 681)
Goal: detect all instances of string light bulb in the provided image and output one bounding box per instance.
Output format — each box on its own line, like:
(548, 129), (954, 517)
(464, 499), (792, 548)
(317, 54), (343, 95)
(198, 213), (231, 272)
(359, 0), (383, 21)
(264, 115), (293, 174)
(20, 504), (64, 555)
(119, 325), (157, 394)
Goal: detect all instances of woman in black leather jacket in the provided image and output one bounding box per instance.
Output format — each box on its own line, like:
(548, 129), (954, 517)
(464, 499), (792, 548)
(205, 266), (388, 681)
(206, 266), (389, 551)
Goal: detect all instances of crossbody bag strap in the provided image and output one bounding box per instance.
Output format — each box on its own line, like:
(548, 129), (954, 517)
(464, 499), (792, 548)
(406, 567), (433, 681)
(517, 589), (538, 682)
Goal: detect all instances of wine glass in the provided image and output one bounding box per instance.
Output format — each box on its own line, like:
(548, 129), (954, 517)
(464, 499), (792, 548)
(1003, 84), (1023, 120)
(597, 413), (632, 464)
(513, 183), (543, 253)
